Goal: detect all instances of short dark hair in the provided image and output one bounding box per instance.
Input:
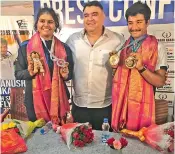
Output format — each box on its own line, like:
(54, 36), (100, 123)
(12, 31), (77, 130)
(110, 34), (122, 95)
(125, 1), (151, 22)
(34, 7), (61, 32)
(83, 1), (103, 12)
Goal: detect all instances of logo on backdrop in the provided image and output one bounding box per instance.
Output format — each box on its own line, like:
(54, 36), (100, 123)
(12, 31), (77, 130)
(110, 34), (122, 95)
(162, 32), (171, 38)
(16, 20), (28, 29)
(158, 94), (167, 100)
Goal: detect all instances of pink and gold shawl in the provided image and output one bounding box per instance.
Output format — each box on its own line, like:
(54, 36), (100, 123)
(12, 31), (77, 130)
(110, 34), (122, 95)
(1, 128), (27, 154)
(27, 32), (70, 125)
(112, 35), (158, 131)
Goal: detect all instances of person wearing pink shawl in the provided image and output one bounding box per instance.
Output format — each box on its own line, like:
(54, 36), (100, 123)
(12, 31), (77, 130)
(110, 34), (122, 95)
(110, 2), (167, 132)
(15, 8), (73, 126)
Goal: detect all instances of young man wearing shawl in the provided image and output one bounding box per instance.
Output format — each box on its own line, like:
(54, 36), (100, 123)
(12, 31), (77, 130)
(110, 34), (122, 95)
(15, 8), (73, 126)
(111, 2), (167, 131)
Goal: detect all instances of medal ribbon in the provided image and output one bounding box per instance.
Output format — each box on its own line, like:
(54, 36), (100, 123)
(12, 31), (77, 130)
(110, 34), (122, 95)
(117, 34), (147, 53)
(130, 34), (147, 52)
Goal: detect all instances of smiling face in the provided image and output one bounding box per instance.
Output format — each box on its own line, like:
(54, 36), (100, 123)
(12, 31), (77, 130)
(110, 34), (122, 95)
(127, 13), (149, 39)
(83, 6), (105, 33)
(36, 13), (56, 40)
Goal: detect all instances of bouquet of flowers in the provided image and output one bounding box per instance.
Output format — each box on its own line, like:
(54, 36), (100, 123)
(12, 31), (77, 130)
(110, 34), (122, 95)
(57, 122), (94, 149)
(13, 118), (46, 138)
(107, 137), (128, 150)
(121, 122), (174, 153)
(1, 118), (46, 138)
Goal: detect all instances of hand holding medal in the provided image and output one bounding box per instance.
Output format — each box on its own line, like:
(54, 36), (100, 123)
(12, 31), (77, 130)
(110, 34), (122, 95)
(109, 35), (147, 75)
(109, 51), (120, 77)
(49, 52), (69, 79)
(125, 55), (137, 69)
(59, 62), (69, 80)
(127, 52), (144, 70)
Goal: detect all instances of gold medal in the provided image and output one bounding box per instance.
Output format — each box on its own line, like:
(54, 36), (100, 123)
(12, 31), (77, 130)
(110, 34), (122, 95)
(125, 56), (136, 69)
(109, 54), (119, 67)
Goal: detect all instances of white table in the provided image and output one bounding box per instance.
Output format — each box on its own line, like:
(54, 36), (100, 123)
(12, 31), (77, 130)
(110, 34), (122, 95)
(24, 129), (161, 154)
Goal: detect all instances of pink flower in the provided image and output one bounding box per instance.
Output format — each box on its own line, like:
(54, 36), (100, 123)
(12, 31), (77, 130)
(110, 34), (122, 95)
(113, 140), (122, 150)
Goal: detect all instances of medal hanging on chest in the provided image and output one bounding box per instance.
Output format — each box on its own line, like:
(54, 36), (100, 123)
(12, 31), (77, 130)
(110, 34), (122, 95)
(109, 35), (147, 68)
(125, 36), (147, 69)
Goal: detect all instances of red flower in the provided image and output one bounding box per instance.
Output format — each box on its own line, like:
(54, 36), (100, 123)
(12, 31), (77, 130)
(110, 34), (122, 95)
(80, 125), (85, 132)
(72, 124), (94, 147)
(73, 132), (80, 139)
(85, 130), (92, 139)
(83, 129), (88, 134)
(73, 140), (85, 147)
(106, 137), (128, 150)
(167, 130), (174, 138)
(83, 136), (89, 143)
(87, 138), (93, 143)
(73, 140), (79, 146)
(120, 137), (128, 148)
(78, 140), (85, 147)
(88, 127), (92, 132)
(107, 137), (115, 146)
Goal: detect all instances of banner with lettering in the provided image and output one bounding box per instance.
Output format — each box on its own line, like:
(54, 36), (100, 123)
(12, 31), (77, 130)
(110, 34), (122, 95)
(0, 16), (33, 120)
(33, 0), (174, 27)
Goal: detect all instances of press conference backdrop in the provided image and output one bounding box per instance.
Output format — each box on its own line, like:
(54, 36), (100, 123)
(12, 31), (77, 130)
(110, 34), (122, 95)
(33, 0), (174, 104)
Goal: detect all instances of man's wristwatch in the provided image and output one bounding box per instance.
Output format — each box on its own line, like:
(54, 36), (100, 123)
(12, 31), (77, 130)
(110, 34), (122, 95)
(138, 66), (147, 73)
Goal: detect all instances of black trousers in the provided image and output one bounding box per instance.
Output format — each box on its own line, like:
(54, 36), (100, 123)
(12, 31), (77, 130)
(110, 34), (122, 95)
(71, 101), (112, 131)
(25, 102), (37, 122)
